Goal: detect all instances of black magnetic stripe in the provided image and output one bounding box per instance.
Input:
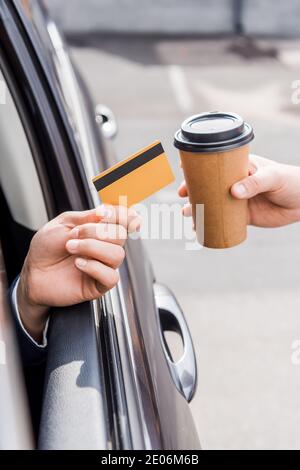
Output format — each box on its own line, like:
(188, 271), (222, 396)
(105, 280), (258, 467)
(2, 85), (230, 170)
(93, 143), (164, 192)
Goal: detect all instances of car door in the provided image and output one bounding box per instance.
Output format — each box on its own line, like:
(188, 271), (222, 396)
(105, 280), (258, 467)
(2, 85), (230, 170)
(0, 0), (200, 450)
(0, 242), (33, 450)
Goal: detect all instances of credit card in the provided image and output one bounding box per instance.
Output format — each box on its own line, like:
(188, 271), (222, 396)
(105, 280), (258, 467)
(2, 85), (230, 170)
(92, 141), (175, 207)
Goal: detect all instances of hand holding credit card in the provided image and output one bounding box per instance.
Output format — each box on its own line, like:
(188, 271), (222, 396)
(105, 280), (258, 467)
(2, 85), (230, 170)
(92, 141), (175, 207)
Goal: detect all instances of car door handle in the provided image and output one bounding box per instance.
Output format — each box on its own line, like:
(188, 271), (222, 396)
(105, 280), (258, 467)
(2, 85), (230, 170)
(95, 104), (118, 139)
(154, 283), (197, 403)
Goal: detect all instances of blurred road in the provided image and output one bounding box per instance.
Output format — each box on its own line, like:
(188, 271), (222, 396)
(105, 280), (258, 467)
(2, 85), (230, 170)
(71, 36), (300, 449)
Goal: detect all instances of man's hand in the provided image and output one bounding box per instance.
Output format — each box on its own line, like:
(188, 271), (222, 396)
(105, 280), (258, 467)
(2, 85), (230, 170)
(17, 205), (140, 343)
(179, 155), (300, 228)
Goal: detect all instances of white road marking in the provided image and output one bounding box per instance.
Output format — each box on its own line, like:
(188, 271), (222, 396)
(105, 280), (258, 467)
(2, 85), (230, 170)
(168, 65), (193, 114)
(279, 49), (300, 67)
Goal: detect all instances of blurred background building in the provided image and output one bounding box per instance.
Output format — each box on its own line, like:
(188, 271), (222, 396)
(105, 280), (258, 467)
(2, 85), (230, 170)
(46, 0), (300, 450)
(49, 0), (300, 37)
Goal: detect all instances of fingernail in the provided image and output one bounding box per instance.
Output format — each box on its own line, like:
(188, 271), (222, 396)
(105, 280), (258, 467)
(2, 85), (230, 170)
(182, 204), (192, 217)
(234, 183), (247, 197)
(67, 239), (79, 252)
(75, 258), (88, 269)
(69, 227), (80, 239)
(97, 205), (113, 218)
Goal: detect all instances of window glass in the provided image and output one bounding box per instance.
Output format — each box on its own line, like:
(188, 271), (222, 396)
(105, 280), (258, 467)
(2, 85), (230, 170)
(0, 69), (48, 230)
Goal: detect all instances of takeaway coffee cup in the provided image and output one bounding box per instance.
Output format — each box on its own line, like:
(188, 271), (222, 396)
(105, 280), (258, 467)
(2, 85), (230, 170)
(174, 111), (254, 249)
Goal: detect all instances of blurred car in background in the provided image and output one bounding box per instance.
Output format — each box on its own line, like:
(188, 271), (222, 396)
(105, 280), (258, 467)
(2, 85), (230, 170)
(0, 0), (199, 450)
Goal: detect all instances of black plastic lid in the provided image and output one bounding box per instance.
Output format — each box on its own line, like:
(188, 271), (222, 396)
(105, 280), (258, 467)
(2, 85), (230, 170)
(174, 111), (254, 153)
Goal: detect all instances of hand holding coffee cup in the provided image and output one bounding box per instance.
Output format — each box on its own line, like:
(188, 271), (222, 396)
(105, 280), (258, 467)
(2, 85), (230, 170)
(174, 112), (254, 249)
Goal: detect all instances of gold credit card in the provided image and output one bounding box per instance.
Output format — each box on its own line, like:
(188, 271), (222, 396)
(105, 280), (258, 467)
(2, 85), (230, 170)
(92, 141), (175, 207)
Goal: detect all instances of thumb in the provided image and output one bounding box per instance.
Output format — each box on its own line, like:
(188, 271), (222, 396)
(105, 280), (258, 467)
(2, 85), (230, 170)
(231, 166), (281, 200)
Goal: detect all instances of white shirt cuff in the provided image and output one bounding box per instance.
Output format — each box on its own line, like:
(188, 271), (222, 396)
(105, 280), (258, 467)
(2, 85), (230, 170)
(12, 278), (49, 349)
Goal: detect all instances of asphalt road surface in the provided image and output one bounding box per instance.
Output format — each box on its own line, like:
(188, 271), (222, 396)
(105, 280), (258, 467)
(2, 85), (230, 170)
(71, 36), (300, 449)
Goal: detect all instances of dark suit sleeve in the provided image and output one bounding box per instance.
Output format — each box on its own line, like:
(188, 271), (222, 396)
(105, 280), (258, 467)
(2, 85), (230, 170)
(9, 277), (48, 368)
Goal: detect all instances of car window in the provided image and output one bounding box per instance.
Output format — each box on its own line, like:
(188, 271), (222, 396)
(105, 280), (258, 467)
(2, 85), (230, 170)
(0, 68), (48, 231)
(18, 0), (106, 197)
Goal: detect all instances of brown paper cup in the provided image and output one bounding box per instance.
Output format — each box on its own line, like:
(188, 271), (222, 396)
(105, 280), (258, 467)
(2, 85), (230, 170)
(180, 145), (249, 249)
(174, 111), (254, 249)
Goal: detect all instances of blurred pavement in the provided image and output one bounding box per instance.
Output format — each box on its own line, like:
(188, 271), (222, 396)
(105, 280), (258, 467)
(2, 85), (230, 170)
(71, 36), (300, 449)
